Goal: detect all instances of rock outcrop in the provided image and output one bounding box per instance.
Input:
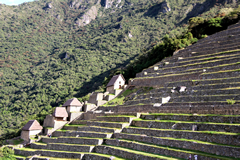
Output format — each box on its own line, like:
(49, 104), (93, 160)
(75, 5), (99, 26)
(161, 1), (171, 13)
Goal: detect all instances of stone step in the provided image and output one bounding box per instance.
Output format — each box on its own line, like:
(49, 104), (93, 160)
(227, 22), (240, 29)
(131, 69), (240, 87)
(63, 124), (86, 131)
(13, 155), (26, 160)
(124, 94), (240, 106)
(82, 153), (128, 160)
(190, 28), (240, 47)
(31, 142), (94, 152)
(52, 130), (113, 138)
(103, 112), (141, 117)
(98, 103), (240, 115)
(122, 126), (240, 146)
(142, 50), (240, 74)
(77, 126), (122, 133)
(141, 113), (240, 124)
(171, 94), (240, 103)
(165, 76), (240, 88)
(139, 55), (240, 78)
(113, 133), (240, 158)
(14, 148), (83, 159)
(132, 119), (240, 133)
(41, 136), (103, 145)
(95, 145), (182, 160)
(27, 156), (79, 160)
(104, 139), (237, 160)
(70, 120), (88, 125)
(96, 115), (137, 123)
(131, 86), (240, 101)
(87, 121), (130, 129)
(151, 45), (240, 73)
(146, 58), (240, 78)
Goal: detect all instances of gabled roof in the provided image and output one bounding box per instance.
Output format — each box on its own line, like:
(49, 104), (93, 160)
(62, 98), (82, 107)
(53, 107), (68, 118)
(106, 74), (125, 87)
(22, 120), (43, 131)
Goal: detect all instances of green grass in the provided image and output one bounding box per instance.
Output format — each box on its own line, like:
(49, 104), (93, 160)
(84, 153), (130, 160)
(97, 115), (136, 118)
(33, 142), (47, 145)
(33, 157), (79, 160)
(12, 139), (24, 145)
(226, 98), (236, 105)
(102, 88), (139, 106)
(64, 124), (86, 127)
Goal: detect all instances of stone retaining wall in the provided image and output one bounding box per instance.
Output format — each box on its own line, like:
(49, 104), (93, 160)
(113, 133), (240, 158)
(52, 130), (111, 138)
(98, 103), (240, 115)
(14, 149), (82, 158)
(132, 120), (240, 133)
(41, 137), (103, 145)
(105, 139), (214, 160)
(141, 114), (240, 123)
(122, 127), (240, 146)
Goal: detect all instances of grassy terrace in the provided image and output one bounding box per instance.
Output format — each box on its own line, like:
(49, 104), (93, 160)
(141, 113), (240, 117)
(133, 118), (240, 126)
(83, 126), (122, 130)
(116, 133), (240, 148)
(97, 115), (136, 117)
(100, 145), (185, 160)
(147, 49), (240, 70)
(105, 139), (239, 160)
(159, 137), (240, 148)
(150, 62), (240, 76)
(88, 121), (129, 124)
(125, 126), (240, 135)
(64, 124), (86, 127)
(30, 157), (79, 160)
(135, 67), (240, 79)
(167, 76), (240, 84)
(55, 130), (113, 135)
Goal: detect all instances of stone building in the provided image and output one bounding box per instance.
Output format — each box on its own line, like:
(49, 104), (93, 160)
(53, 107), (68, 121)
(62, 98), (83, 113)
(21, 120), (43, 141)
(106, 74), (125, 93)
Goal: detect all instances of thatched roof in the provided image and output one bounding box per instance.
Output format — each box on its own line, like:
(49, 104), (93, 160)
(62, 98), (82, 107)
(53, 107), (68, 117)
(106, 74), (125, 87)
(22, 120), (43, 131)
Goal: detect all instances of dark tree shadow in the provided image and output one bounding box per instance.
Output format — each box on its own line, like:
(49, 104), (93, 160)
(74, 55), (138, 98)
(144, 2), (164, 17)
(178, 0), (225, 25)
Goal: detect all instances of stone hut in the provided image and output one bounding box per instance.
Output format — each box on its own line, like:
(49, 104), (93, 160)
(53, 107), (68, 121)
(106, 74), (125, 93)
(62, 98), (83, 113)
(21, 120), (43, 141)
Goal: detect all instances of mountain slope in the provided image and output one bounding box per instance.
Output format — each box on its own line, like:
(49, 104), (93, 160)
(0, 0), (239, 139)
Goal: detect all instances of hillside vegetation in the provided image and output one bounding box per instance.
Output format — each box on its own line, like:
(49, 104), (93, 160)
(0, 0), (239, 143)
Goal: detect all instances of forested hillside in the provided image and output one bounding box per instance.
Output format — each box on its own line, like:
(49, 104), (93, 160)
(0, 0), (239, 141)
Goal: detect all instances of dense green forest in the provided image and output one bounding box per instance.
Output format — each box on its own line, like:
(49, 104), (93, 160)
(0, 0), (239, 143)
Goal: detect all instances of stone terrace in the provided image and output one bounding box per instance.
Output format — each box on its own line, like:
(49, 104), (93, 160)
(14, 22), (240, 160)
